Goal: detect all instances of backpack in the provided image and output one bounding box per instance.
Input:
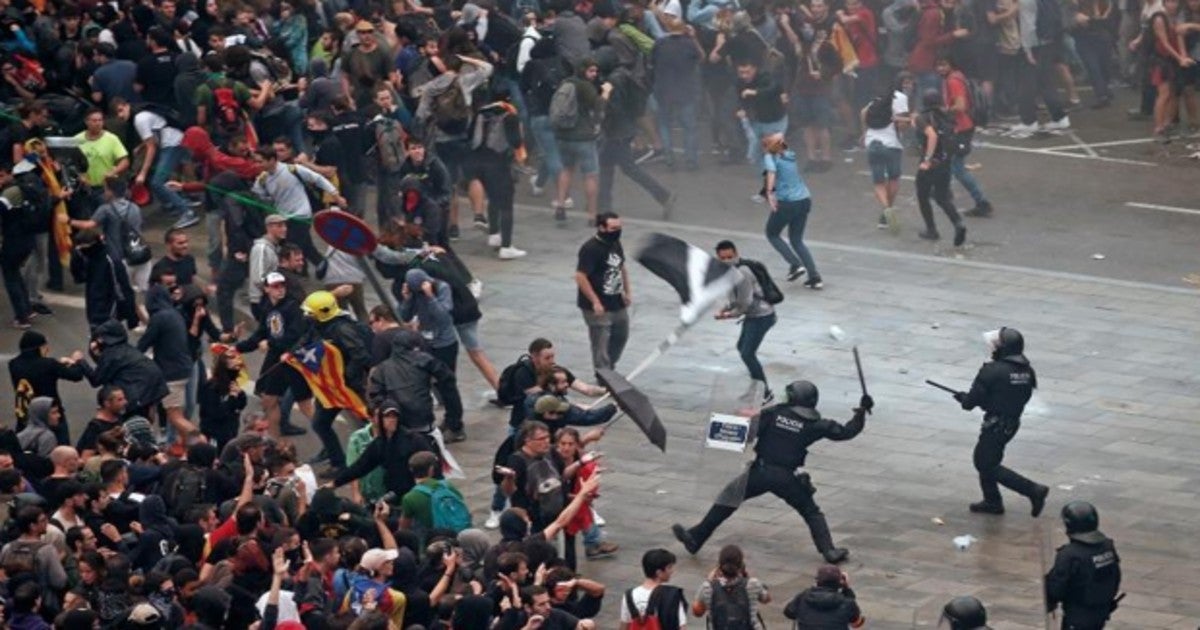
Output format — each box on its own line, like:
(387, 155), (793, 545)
(405, 58), (435, 100)
(371, 116), (407, 173)
(412, 480), (471, 532)
(864, 94), (894, 130)
(14, 174), (52, 234)
(496, 355), (532, 406)
(520, 453), (565, 521)
(626, 587), (664, 630)
(249, 50), (294, 85)
(133, 102), (186, 133)
(207, 78), (246, 136)
(549, 80), (580, 131)
(432, 82), (473, 134)
(116, 203), (152, 265)
(708, 578), (753, 630)
(504, 33), (538, 77)
(1035, 0), (1065, 42)
(162, 465), (208, 519)
(736, 258), (784, 305)
(0, 538), (43, 577)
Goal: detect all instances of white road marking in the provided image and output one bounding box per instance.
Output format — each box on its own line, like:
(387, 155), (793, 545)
(42, 294), (86, 309)
(1124, 202), (1200, 216)
(1065, 130), (1099, 158)
(975, 141), (1156, 166)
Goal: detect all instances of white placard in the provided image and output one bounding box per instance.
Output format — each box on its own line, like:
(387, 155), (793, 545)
(706, 413), (751, 452)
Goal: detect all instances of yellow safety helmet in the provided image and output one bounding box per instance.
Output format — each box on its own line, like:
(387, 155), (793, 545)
(302, 290), (341, 323)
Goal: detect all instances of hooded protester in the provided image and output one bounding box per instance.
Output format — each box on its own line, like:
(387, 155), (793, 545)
(457, 528), (491, 583)
(82, 320), (169, 418)
(299, 57), (341, 112)
(17, 396), (60, 458)
(783, 564), (865, 626)
(366, 330), (465, 439)
(331, 402), (438, 499)
(399, 266), (460, 360)
(8, 330), (86, 438)
(452, 594), (495, 629)
(173, 52), (206, 127)
(131, 495), (177, 571)
(69, 229), (139, 331)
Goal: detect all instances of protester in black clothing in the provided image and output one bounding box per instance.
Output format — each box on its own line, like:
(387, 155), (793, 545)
(75, 386), (126, 457)
(575, 213), (630, 374)
(199, 348), (249, 451)
(367, 329), (464, 436)
(300, 290), (373, 470)
(783, 564), (865, 627)
(955, 326), (1050, 516)
(673, 381), (871, 563)
(235, 272), (315, 436)
(69, 229), (139, 331)
(0, 161), (49, 328)
(8, 330), (86, 439)
(595, 49), (673, 216)
(466, 88), (526, 259)
(913, 89), (967, 246)
(331, 404), (437, 499)
(80, 320), (169, 419)
(150, 228), (198, 287)
(1045, 501), (1122, 629)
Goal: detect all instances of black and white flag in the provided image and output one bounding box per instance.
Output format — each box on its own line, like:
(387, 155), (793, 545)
(636, 232), (740, 325)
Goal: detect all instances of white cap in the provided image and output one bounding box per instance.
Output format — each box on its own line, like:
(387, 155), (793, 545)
(264, 271), (286, 286)
(360, 548), (399, 572)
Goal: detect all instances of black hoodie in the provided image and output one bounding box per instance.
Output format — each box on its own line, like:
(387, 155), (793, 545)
(137, 284), (193, 381)
(70, 240), (138, 330)
(82, 320), (169, 412)
(783, 585), (862, 629)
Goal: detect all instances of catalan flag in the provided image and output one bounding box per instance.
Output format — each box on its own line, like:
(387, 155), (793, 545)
(283, 341), (369, 420)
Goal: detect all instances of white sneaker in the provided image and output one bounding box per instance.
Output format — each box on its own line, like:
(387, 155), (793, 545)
(592, 508), (606, 527)
(563, 197), (575, 209)
(485, 510), (502, 529)
(487, 234), (502, 248)
(468, 278), (483, 298)
(529, 174), (544, 197)
(1008, 123), (1038, 136)
(750, 193), (766, 204)
(1042, 115), (1071, 131)
(498, 246), (527, 260)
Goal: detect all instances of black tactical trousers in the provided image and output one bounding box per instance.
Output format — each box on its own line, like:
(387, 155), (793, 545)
(686, 462), (836, 554)
(974, 416), (1039, 505)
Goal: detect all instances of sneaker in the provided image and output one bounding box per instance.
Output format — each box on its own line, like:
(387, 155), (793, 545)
(1008, 122), (1038, 136)
(918, 230), (940, 241)
(953, 224), (967, 247)
(592, 508), (606, 527)
(750, 193), (766, 204)
(172, 210), (201, 230)
(498, 246), (527, 260)
(822, 548), (850, 564)
(562, 197), (575, 209)
(487, 233), (502, 248)
(671, 524), (701, 555)
(963, 201), (993, 217)
(786, 266), (806, 282)
(473, 214), (488, 230)
(448, 225), (460, 240)
(485, 510), (502, 529)
(1042, 115), (1071, 131)
(877, 213), (890, 229)
(11, 318), (31, 330)
(635, 148), (662, 164)
(803, 278), (824, 290)
(1030, 484), (1050, 517)
(529, 175), (544, 197)
(442, 428), (467, 443)
(31, 303), (53, 316)
(280, 423), (308, 437)
(585, 541), (619, 559)
(467, 278), (483, 298)
(884, 207), (900, 234)
(969, 501), (1005, 514)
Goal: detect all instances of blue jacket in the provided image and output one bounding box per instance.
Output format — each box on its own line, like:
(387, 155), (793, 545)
(399, 268), (456, 349)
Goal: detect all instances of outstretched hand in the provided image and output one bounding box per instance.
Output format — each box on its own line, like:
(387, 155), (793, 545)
(858, 394), (874, 413)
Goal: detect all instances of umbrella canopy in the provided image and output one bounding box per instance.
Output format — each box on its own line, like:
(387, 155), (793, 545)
(596, 368), (667, 452)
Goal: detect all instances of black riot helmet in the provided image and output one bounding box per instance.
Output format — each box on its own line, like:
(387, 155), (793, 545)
(784, 380), (820, 419)
(939, 596), (989, 629)
(1061, 501), (1106, 543)
(992, 327), (1024, 358)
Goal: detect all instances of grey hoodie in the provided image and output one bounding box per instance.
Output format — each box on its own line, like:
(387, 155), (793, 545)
(17, 397), (57, 457)
(398, 268), (456, 349)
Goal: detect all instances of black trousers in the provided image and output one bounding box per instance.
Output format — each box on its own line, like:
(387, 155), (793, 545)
(974, 416), (1040, 505)
(286, 218), (325, 268)
(2, 250), (33, 321)
(685, 462), (836, 554)
(915, 160), (962, 234)
(1018, 43), (1068, 125)
(473, 154), (515, 247)
(216, 258), (248, 332)
(598, 136), (670, 212)
(429, 342), (465, 432)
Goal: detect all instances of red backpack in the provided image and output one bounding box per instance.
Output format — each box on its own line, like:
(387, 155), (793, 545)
(207, 78), (244, 136)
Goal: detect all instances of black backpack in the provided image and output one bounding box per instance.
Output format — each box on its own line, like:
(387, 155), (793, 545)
(163, 465), (208, 519)
(115, 202), (152, 265)
(133, 102), (186, 133)
(864, 94), (894, 130)
(737, 258), (784, 305)
(708, 578), (753, 630)
(496, 355), (533, 406)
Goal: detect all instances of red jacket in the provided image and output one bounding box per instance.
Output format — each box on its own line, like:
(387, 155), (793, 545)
(907, 2), (956, 73)
(564, 459), (599, 536)
(179, 127), (263, 192)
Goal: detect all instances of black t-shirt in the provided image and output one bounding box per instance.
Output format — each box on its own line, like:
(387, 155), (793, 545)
(151, 254), (197, 286)
(575, 236), (626, 312)
(8, 122), (42, 158)
(76, 416), (122, 453)
(331, 111), (369, 185)
(137, 52), (179, 107)
(313, 134), (348, 191)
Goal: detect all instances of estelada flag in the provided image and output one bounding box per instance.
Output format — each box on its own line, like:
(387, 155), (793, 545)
(283, 341), (369, 420)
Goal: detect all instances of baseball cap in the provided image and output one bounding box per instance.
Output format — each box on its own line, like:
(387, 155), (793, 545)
(265, 213), (287, 225)
(126, 602), (163, 626)
(534, 395), (570, 416)
(264, 271), (286, 286)
(360, 548), (399, 572)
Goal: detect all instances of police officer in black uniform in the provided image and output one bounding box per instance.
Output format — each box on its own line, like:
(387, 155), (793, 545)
(939, 596), (990, 629)
(956, 327), (1050, 516)
(671, 380), (871, 564)
(1045, 501), (1122, 629)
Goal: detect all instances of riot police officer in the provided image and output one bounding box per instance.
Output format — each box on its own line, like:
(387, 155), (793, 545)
(939, 596), (990, 629)
(956, 327), (1050, 516)
(671, 380), (871, 564)
(1045, 501), (1122, 629)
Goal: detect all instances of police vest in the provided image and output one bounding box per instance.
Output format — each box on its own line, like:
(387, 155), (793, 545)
(754, 406), (814, 470)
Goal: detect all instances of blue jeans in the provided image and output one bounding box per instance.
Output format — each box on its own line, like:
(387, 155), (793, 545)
(583, 522), (602, 547)
(949, 130), (987, 206)
(766, 197), (819, 279)
(749, 117), (788, 172)
(530, 116), (563, 188)
(738, 313), (776, 384)
(151, 145), (190, 215)
(657, 100), (698, 166)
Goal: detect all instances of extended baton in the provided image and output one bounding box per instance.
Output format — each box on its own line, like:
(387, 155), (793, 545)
(924, 379), (962, 396)
(853, 346), (870, 414)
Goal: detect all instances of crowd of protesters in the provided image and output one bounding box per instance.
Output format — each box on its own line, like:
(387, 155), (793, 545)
(0, 0), (1161, 623)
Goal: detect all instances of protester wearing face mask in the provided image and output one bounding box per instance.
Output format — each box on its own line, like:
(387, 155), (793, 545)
(573, 213), (630, 375)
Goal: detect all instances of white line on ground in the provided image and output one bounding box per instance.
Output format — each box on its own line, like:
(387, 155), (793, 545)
(1065, 130), (1099, 158)
(976, 141), (1156, 166)
(512, 203), (1197, 295)
(855, 170), (916, 181)
(1124, 202), (1200, 216)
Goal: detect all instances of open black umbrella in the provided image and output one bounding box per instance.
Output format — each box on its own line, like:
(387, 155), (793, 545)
(596, 368), (667, 452)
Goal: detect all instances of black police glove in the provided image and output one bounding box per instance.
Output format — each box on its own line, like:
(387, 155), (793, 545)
(858, 394), (874, 412)
(952, 391), (966, 404)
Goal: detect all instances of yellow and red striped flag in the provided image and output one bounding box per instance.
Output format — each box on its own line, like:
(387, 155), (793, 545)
(283, 341), (369, 420)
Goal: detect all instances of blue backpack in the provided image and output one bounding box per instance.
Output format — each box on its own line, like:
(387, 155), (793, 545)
(414, 480), (471, 532)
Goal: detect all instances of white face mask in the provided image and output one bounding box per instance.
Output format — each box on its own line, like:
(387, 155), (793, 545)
(982, 329), (1001, 355)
